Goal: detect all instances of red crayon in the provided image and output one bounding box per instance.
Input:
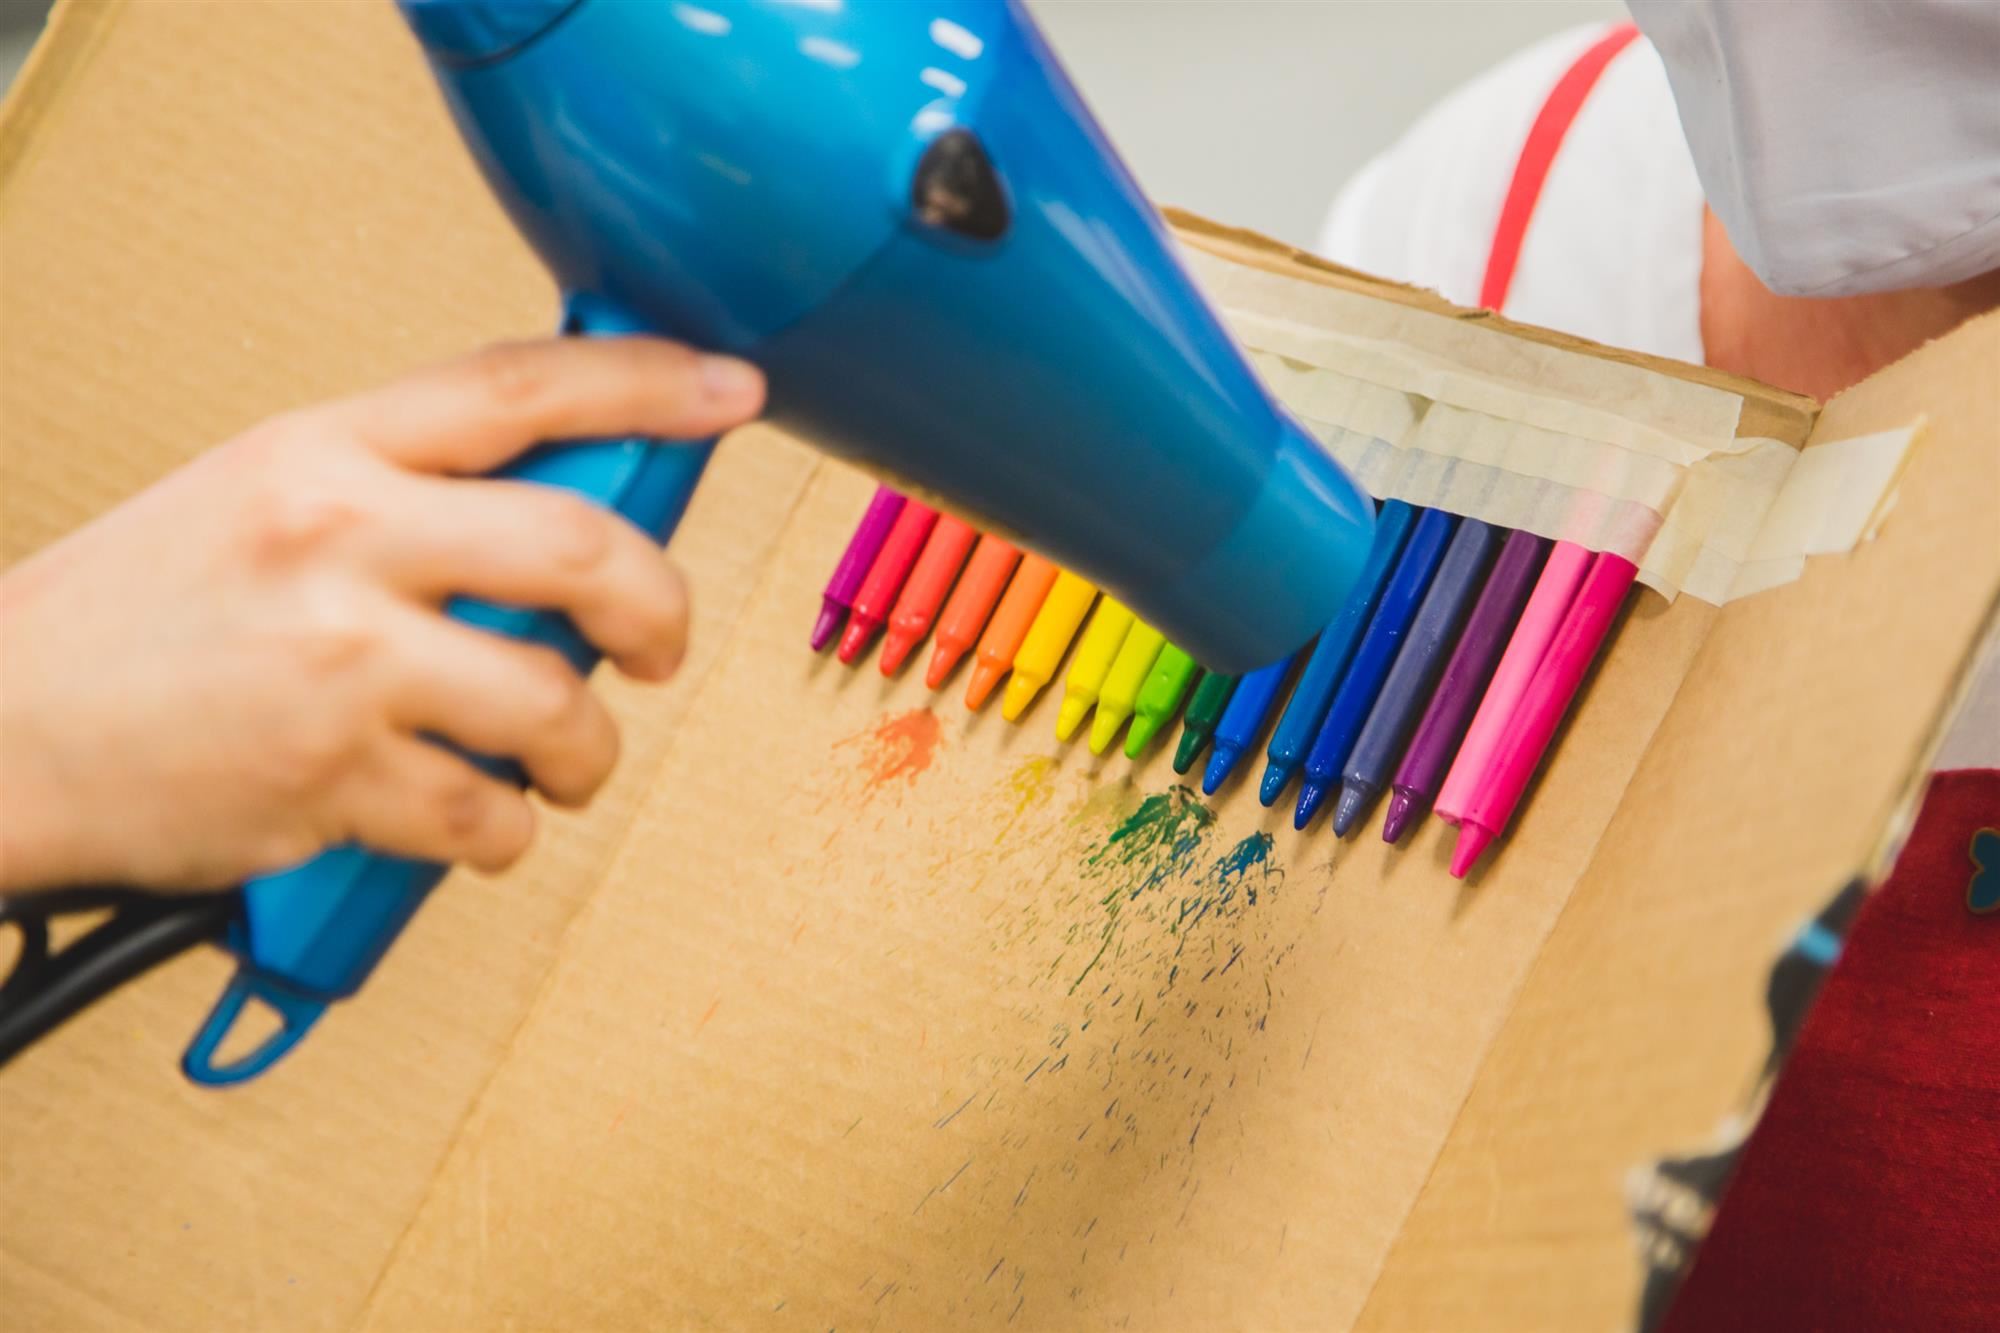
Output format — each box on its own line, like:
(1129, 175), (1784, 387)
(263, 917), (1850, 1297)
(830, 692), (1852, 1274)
(880, 514), (978, 676)
(837, 500), (937, 664)
(925, 534), (1022, 688)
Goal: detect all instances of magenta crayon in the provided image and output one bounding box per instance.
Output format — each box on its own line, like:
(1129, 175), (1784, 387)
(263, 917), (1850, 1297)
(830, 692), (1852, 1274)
(1382, 530), (1550, 843)
(880, 514), (978, 675)
(1451, 553), (1637, 877)
(813, 486), (905, 651)
(836, 499), (937, 664)
(1433, 540), (1592, 826)
(1331, 518), (1501, 836)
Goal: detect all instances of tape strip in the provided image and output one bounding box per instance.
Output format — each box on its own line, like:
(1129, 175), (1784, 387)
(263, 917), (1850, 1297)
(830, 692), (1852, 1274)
(1183, 247), (1920, 606)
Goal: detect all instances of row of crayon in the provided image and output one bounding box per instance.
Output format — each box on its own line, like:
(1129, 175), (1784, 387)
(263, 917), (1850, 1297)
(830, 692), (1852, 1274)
(810, 486), (1634, 877)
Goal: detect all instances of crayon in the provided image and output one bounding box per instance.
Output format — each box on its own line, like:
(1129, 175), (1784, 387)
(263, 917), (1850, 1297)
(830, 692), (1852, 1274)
(1172, 670), (1237, 775)
(1433, 540), (1591, 825)
(1002, 571), (1099, 721)
(926, 534), (1022, 688)
(1295, 507), (1457, 829)
(813, 486), (905, 651)
(1124, 642), (1199, 758)
(1331, 519), (1502, 836)
(1450, 552), (1637, 877)
(879, 514), (978, 676)
(1258, 500), (1417, 806)
(1089, 622), (1166, 754)
(1055, 597), (1136, 741)
(837, 499), (937, 664)
(1382, 530), (1549, 842)
(1202, 652), (1297, 795)
(964, 554), (1059, 710)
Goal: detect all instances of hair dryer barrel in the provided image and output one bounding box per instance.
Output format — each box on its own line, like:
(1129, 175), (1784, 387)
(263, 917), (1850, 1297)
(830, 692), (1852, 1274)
(402, 0), (1375, 671)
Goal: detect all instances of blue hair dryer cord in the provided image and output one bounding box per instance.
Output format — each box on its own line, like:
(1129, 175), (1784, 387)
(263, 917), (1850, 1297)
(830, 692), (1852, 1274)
(182, 296), (712, 1085)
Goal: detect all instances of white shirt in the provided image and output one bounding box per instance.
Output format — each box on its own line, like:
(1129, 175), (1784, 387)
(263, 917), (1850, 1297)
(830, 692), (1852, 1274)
(1316, 24), (1998, 767)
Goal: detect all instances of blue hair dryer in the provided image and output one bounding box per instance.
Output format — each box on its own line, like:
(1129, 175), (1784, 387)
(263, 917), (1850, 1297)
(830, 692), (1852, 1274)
(173, 0), (1373, 1082)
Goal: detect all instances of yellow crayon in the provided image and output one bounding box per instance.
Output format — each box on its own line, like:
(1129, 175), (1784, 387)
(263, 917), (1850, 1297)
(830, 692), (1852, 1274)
(1053, 597), (1135, 741)
(1089, 621), (1167, 754)
(1000, 571), (1098, 722)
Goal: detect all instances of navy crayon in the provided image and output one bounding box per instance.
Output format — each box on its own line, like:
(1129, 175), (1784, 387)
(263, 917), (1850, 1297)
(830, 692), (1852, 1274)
(1202, 651), (1297, 795)
(1295, 507), (1458, 830)
(1331, 518), (1502, 836)
(1257, 500), (1417, 806)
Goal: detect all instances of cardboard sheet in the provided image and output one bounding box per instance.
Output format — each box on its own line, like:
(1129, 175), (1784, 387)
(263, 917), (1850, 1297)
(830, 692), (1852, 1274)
(3, 4), (1996, 1332)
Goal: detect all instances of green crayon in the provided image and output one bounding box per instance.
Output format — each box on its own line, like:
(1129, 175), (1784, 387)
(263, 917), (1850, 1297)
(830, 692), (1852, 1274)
(1123, 643), (1200, 758)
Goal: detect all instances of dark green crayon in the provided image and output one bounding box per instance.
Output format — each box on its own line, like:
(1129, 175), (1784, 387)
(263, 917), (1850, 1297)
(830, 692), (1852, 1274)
(1172, 670), (1238, 775)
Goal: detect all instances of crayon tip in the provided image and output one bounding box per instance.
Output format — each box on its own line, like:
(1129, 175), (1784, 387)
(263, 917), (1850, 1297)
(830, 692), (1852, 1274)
(1123, 712), (1165, 759)
(1055, 693), (1092, 743)
(1201, 744), (1241, 796)
(1294, 780), (1328, 831)
(877, 628), (919, 677)
(965, 660), (1006, 711)
(1257, 763), (1293, 808)
(1088, 707), (1128, 756)
(836, 616), (877, 665)
(1172, 727), (1207, 776)
(1381, 791), (1420, 845)
(1450, 822), (1495, 879)
(1330, 781), (1373, 838)
(925, 643), (965, 690)
(1001, 673), (1043, 722)
(810, 601), (845, 653)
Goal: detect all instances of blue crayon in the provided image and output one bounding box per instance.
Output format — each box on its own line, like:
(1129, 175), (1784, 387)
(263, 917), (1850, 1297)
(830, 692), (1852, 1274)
(1295, 507), (1458, 830)
(1258, 500), (1418, 806)
(1201, 651), (1297, 795)
(1331, 518), (1502, 836)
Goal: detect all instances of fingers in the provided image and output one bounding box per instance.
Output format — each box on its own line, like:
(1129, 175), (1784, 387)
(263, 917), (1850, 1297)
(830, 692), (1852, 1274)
(341, 735), (538, 874)
(331, 336), (765, 475)
(378, 606), (622, 809)
(368, 474), (690, 680)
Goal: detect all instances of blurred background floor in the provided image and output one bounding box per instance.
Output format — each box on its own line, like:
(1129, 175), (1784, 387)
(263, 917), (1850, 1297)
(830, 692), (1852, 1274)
(0, 0), (1620, 246)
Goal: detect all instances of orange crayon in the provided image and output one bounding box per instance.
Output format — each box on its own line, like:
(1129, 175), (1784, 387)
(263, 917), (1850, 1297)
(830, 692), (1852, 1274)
(964, 554), (1058, 710)
(926, 534), (1022, 688)
(879, 514), (978, 676)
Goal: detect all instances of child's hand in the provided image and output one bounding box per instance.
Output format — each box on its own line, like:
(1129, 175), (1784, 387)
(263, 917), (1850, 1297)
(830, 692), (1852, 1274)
(0, 337), (764, 892)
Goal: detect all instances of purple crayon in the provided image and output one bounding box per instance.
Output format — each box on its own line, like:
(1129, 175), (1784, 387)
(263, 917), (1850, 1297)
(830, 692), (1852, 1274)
(1331, 518), (1502, 837)
(812, 487), (907, 652)
(1382, 530), (1550, 843)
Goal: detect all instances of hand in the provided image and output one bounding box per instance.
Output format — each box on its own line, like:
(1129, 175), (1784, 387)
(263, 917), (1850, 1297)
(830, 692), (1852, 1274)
(0, 337), (764, 892)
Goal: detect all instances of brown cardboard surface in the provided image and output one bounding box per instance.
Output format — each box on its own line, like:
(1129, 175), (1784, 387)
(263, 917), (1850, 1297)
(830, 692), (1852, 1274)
(1356, 312), (2000, 1333)
(3, 3), (1996, 1332)
(0, 3), (813, 1329)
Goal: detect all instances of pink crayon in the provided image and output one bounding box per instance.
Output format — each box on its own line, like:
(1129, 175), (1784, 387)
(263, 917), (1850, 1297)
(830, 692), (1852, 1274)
(1433, 540), (1591, 826)
(812, 487), (906, 652)
(1451, 552), (1637, 877)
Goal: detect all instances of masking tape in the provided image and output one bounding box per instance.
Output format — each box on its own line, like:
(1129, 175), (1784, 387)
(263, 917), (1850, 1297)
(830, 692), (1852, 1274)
(1182, 247), (1921, 606)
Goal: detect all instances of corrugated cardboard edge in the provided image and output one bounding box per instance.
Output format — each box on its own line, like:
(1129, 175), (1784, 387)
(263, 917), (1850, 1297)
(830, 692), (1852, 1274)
(1166, 208), (1822, 447)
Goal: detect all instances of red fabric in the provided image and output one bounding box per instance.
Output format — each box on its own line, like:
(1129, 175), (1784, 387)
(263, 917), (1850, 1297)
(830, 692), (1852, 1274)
(1662, 770), (2000, 1333)
(1478, 22), (1642, 311)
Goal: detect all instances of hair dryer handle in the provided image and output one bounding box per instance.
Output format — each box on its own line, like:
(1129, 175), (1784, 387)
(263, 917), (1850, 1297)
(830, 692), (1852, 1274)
(182, 295), (716, 1085)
